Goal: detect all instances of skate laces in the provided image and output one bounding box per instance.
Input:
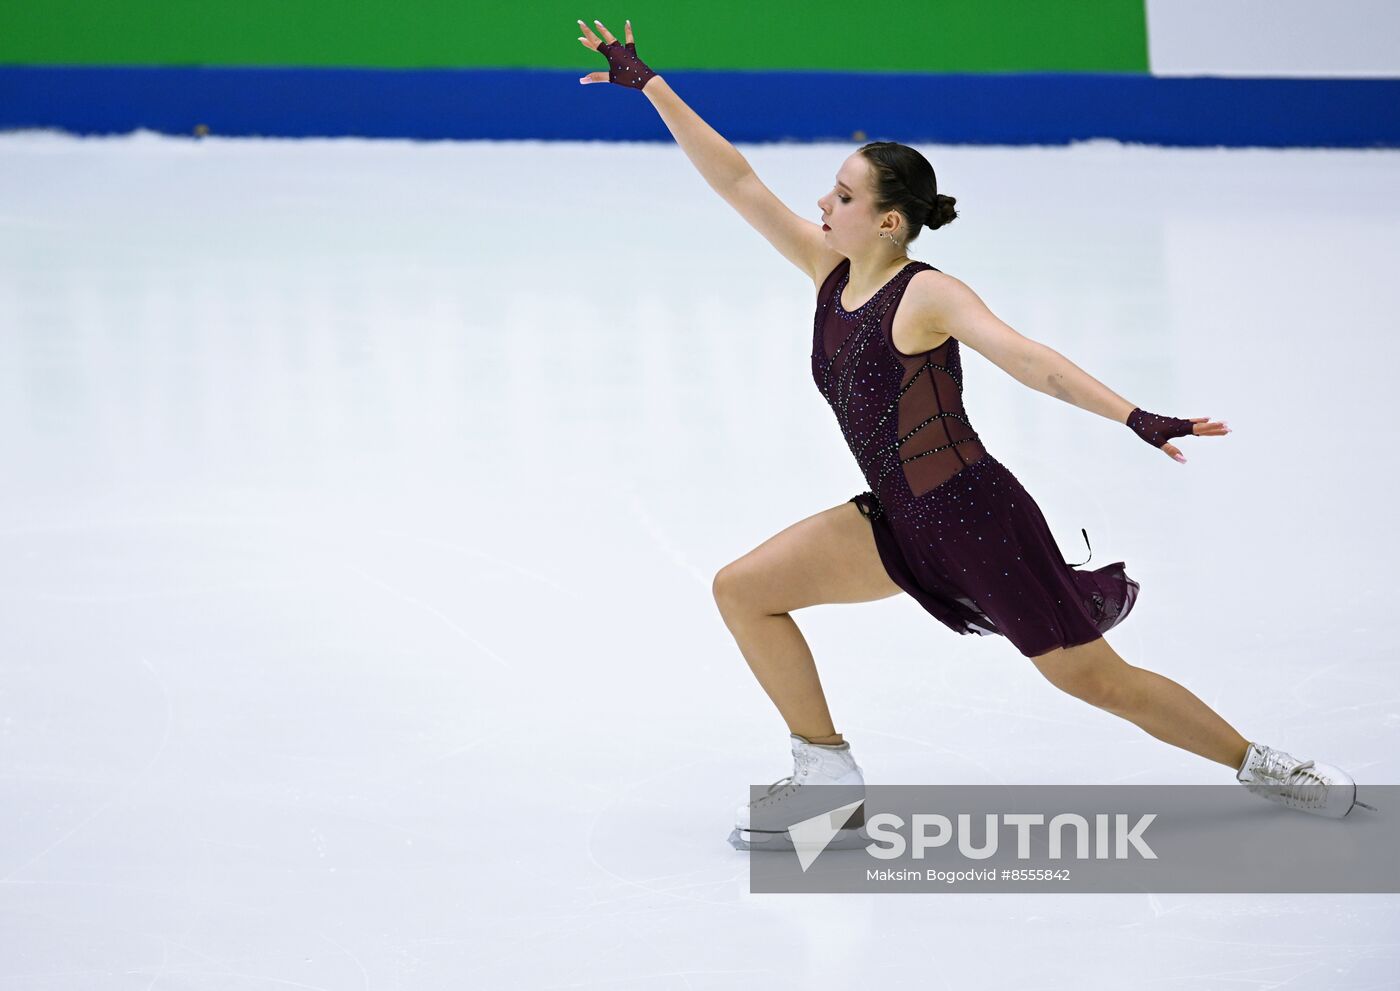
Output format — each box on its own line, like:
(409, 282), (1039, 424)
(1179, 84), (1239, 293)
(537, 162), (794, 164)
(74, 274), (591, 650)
(765, 748), (819, 796)
(1252, 748), (1328, 807)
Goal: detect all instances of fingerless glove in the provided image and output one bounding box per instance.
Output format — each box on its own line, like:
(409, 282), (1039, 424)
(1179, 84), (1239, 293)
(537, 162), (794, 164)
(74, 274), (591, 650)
(597, 38), (657, 90)
(1125, 407), (1196, 448)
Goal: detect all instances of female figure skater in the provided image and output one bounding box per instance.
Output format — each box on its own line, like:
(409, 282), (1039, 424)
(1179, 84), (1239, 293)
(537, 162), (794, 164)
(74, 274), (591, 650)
(576, 19), (1375, 848)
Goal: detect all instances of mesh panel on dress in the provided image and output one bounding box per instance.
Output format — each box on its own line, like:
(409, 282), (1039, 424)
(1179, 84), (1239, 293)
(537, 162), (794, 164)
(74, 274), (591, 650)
(891, 339), (986, 498)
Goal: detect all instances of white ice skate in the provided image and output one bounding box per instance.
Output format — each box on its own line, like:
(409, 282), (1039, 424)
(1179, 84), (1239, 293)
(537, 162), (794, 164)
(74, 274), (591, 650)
(728, 733), (868, 852)
(1236, 741), (1378, 819)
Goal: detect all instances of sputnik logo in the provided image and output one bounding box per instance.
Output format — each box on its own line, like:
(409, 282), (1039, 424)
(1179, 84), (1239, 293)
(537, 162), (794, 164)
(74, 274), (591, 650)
(787, 800), (866, 871)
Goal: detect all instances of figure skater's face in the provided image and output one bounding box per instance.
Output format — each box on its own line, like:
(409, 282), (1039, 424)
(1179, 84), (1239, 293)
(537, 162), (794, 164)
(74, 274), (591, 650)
(817, 154), (897, 253)
(817, 155), (865, 249)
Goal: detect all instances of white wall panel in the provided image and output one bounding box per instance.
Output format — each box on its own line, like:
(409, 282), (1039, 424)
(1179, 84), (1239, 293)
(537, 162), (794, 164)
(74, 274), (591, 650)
(1147, 0), (1400, 77)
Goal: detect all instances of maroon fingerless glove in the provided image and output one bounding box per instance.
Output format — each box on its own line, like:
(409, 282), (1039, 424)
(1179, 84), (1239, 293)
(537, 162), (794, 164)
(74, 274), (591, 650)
(1126, 407), (1196, 448)
(596, 38), (658, 91)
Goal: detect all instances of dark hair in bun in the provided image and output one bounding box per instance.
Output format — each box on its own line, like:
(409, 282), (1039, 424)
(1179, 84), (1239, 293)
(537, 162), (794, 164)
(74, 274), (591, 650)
(926, 192), (958, 230)
(856, 141), (959, 243)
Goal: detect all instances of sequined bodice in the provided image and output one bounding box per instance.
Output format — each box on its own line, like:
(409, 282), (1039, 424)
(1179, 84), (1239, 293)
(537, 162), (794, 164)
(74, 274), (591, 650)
(811, 258), (987, 515)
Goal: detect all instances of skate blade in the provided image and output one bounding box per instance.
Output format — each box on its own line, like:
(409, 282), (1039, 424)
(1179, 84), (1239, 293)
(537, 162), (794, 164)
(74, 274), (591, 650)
(727, 825), (868, 852)
(1346, 784), (1379, 816)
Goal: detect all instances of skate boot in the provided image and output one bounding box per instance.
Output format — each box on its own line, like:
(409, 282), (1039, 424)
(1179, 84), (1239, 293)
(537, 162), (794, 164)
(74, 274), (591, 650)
(1235, 741), (1378, 819)
(727, 733), (868, 852)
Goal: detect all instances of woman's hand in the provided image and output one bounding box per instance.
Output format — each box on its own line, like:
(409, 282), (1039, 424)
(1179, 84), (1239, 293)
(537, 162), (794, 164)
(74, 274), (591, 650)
(1125, 407), (1230, 463)
(577, 18), (658, 90)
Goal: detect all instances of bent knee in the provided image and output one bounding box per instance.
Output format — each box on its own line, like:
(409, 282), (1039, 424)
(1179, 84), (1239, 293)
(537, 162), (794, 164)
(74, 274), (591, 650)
(712, 561), (788, 616)
(712, 563), (753, 610)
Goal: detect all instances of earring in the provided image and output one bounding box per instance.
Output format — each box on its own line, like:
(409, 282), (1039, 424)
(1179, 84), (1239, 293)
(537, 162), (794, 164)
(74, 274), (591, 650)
(879, 231), (901, 247)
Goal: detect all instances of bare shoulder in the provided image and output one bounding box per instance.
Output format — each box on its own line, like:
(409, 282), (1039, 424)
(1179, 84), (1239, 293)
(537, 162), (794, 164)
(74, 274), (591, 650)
(903, 268), (988, 331)
(905, 267), (972, 310)
(897, 268), (967, 349)
(904, 267), (1034, 371)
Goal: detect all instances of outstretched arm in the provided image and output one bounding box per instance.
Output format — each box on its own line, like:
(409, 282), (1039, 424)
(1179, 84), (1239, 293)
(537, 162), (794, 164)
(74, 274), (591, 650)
(916, 272), (1230, 462)
(1026, 344), (1134, 423)
(1023, 346), (1230, 462)
(578, 20), (750, 188)
(577, 19), (833, 283)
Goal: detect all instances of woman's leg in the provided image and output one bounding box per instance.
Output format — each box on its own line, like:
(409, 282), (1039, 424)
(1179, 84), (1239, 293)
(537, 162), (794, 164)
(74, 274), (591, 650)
(1030, 636), (1251, 769)
(713, 500), (902, 744)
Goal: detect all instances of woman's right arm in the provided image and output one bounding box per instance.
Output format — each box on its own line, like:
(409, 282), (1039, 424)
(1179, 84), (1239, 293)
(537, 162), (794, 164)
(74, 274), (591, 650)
(576, 20), (837, 287)
(641, 76), (751, 193)
(642, 76), (840, 288)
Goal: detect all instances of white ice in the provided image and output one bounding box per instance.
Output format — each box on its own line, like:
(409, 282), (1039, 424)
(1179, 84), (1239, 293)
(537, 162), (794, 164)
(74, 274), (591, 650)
(1, 129), (1397, 988)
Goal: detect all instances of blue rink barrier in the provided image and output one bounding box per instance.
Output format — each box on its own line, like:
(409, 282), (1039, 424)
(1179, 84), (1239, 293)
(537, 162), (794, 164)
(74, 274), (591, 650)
(1, 65), (1397, 148)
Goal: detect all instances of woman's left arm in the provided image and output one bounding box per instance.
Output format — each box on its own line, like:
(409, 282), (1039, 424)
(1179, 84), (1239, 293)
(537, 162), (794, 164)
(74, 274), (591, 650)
(914, 272), (1230, 461)
(1023, 343), (1134, 421)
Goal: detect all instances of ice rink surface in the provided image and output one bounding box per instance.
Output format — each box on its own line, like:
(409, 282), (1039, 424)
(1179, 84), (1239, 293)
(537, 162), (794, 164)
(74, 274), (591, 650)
(1, 131), (1398, 987)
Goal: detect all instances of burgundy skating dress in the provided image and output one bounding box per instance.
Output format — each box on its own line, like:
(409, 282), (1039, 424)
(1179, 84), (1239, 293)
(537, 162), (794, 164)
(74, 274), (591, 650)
(812, 258), (1139, 658)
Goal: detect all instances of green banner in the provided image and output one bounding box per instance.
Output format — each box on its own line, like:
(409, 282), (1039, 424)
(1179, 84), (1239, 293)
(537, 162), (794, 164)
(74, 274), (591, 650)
(0, 0), (1148, 72)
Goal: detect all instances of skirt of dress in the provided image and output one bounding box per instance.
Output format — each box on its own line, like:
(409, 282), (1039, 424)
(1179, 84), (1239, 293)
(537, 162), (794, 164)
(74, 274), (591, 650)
(850, 453), (1139, 658)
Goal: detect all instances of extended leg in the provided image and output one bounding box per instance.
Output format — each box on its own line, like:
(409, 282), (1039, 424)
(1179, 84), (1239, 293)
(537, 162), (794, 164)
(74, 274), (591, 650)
(1031, 636), (1250, 769)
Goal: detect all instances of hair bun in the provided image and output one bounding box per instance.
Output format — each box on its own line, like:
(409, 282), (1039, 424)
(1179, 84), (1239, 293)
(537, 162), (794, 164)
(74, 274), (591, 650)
(926, 192), (958, 230)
